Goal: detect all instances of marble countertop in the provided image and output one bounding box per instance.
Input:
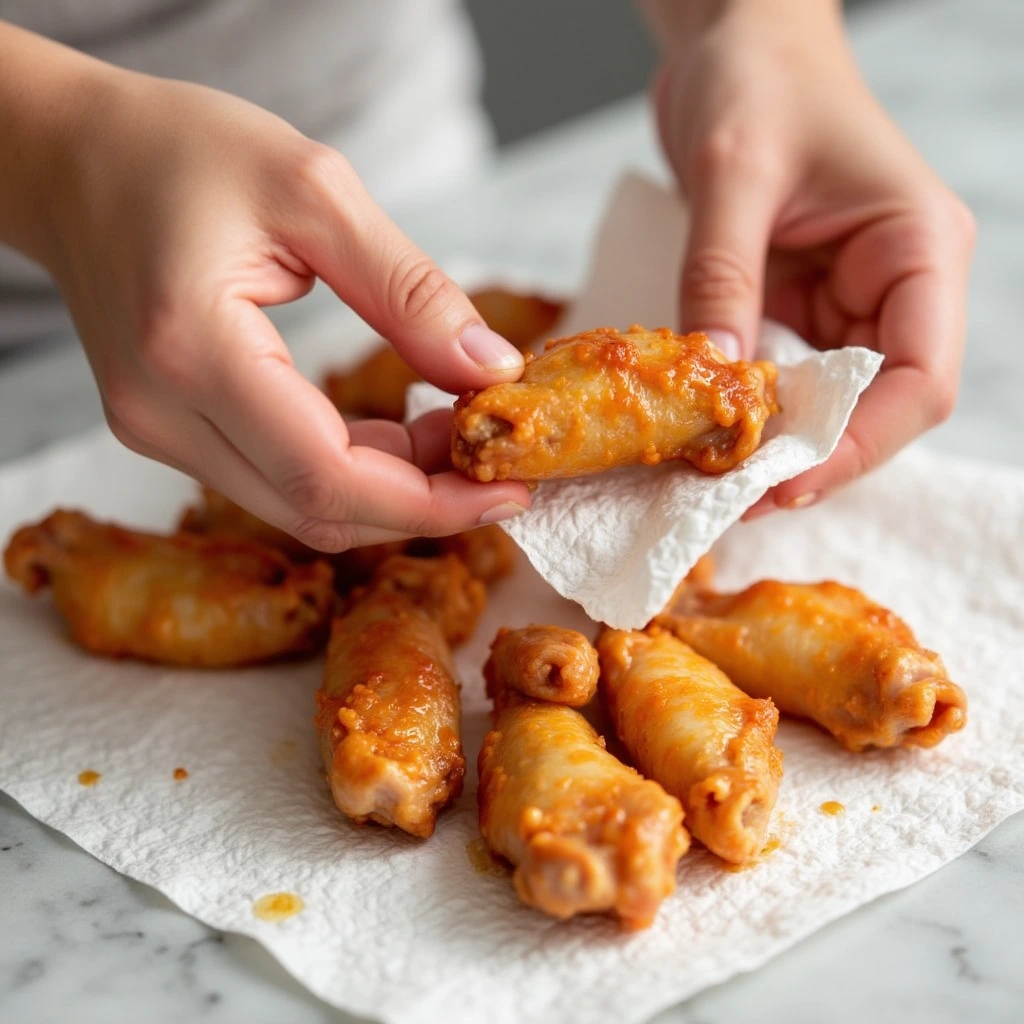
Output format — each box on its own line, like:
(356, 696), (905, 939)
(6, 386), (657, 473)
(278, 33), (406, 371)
(2, 0), (1023, 1021)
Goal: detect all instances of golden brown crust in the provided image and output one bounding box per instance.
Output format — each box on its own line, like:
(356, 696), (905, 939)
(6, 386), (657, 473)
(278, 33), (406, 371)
(484, 625), (599, 709)
(451, 325), (778, 482)
(322, 288), (565, 421)
(3, 509), (334, 667)
(658, 579), (968, 752)
(315, 556), (481, 838)
(478, 702), (687, 928)
(597, 625), (782, 865)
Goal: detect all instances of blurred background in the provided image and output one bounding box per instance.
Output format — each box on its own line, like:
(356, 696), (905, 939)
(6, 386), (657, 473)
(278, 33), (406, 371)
(466, 0), (882, 145)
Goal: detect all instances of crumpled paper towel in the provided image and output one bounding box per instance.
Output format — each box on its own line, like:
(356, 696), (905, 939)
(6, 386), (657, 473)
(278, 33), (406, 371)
(408, 173), (883, 628)
(2, 431), (1024, 1024)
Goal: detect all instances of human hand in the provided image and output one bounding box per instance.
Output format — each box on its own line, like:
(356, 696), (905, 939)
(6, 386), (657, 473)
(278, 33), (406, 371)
(648, 1), (975, 515)
(42, 66), (529, 550)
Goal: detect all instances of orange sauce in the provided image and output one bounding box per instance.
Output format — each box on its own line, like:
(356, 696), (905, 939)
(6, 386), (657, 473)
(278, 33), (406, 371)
(466, 837), (507, 877)
(77, 770), (101, 787)
(820, 801), (845, 816)
(871, 804), (882, 813)
(252, 892), (304, 922)
(173, 767), (189, 781)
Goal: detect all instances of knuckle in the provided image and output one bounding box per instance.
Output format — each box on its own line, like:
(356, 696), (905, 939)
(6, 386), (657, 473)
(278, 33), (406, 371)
(102, 376), (156, 448)
(682, 247), (757, 305)
(928, 376), (959, 426)
(692, 127), (779, 181)
(278, 463), (350, 520)
(845, 422), (883, 480)
(135, 305), (195, 391)
(946, 196), (977, 248)
(294, 143), (356, 205)
(388, 256), (457, 326)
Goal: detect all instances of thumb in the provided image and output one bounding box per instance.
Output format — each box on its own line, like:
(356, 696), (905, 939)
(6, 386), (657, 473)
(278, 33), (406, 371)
(286, 148), (524, 393)
(678, 164), (776, 360)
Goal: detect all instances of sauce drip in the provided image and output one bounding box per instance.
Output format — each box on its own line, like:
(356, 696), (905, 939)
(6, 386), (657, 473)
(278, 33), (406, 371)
(252, 892), (304, 921)
(77, 770), (101, 787)
(173, 767), (189, 781)
(820, 801), (845, 816)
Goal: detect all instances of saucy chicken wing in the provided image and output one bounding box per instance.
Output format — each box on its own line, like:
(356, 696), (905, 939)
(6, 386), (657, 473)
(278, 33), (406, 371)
(484, 624), (600, 706)
(323, 287), (564, 421)
(452, 325), (778, 482)
(598, 625), (782, 865)
(658, 579), (968, 752)
(180, 488), (515, 589)
(479, 626), (688, 928)
(3, 510), (334, 666)
(315, 555), (484, 837)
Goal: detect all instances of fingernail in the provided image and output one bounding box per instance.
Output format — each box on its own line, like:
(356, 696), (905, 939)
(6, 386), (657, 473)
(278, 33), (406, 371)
(477, 501), (528, 526)
(460, 323), (524, 373)
(783, 491), (820, 510)
(705, 329), (742, 362)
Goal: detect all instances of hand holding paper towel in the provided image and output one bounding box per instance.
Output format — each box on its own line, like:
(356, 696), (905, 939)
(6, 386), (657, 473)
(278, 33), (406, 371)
(409, 174), (882, 627)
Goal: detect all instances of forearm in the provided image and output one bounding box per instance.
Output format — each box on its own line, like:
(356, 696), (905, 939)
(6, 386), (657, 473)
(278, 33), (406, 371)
(0, 21), (117, 269)
(638, 0), (844, 52)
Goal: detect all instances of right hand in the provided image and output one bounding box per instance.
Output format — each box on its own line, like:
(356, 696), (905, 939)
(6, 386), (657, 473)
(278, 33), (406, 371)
(42, 65), (531, 551)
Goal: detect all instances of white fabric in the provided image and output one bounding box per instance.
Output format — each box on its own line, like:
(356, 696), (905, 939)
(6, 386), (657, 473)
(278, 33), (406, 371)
(0, 0), (491, 345)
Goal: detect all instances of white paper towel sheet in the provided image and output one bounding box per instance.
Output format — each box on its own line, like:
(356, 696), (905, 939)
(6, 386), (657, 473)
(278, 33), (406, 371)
(2, 171), (1024, 1024)
(408, 175), (883, 628)
(2, 434), (1024, 1024)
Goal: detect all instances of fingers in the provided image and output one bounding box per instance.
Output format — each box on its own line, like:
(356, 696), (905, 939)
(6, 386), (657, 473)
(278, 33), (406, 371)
(281, 146), (523, 393)
(678, 147), (780, 359)
(198, 301), (530, 537)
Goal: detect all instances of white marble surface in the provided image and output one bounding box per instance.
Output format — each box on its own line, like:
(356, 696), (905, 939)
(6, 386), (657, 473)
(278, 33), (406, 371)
(1, 1), (1023, 1022)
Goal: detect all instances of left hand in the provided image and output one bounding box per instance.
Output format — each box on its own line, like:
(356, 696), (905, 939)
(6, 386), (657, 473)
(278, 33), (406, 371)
(649, 0), (975, 515)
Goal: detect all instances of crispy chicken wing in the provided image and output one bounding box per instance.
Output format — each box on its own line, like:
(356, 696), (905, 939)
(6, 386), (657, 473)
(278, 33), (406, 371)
(3, 510), (333, 666)
(597, 626), (782, 865)
(323, 287), (564, 421)
(478, 626), (688, 928)
(658, 579), (968, 752)
(179, 488), (515, 589)
(315, 556), (485, 837)
(452, 325), (778, 482)
(484, 624), (600, 707)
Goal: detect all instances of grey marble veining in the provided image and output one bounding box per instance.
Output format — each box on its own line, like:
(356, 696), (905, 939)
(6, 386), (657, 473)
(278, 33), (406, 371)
(2, 0), (1024, 1022)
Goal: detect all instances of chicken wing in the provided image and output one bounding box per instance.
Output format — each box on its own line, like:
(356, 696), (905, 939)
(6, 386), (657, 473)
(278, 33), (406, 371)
(658, 579), (968, 752)
(315, 555), (484, 837)
(323, 287), (564, 421)
(3, 510), (333, 666)
(478, 626), (688, 928)
(485, 625), (599, 707)
(597, 625), (782, 865)
(452, 325), (778, 482)
(180, 488), (516, 589)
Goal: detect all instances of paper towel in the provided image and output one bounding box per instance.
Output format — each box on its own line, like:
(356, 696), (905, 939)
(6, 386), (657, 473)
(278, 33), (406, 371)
(2, 171), (1024, 1024)
(407, 174), (883, 628)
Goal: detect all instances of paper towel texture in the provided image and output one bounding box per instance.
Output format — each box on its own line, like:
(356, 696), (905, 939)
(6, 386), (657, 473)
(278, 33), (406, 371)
(408, 175), (883, 627)
(1, 433), (1023, 1024)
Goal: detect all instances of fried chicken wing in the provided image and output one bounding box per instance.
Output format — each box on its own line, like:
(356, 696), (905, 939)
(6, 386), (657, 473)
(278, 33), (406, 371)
(484, 625), (600, 707)
(478, 626), (688, 928)
(3, 510), (333, 666)
(658, 579), (968, 752)
(452, 325), (778, 482)
(180, 488), (516, 590)
(597, 626), (782, 865)
(315, 556), (484, 837)
(323, 288), (564, 421)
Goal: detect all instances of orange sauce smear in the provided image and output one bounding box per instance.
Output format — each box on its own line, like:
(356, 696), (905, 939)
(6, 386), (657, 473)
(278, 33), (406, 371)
(820, 801), (845, 816)
(871, 804), (882, 813)
(173, 767), (189, 781)
(722, 834), (783, 873)
(77, 770), (101, 787)
(466, 837), (508, 877)
(252, 892), (304, 922)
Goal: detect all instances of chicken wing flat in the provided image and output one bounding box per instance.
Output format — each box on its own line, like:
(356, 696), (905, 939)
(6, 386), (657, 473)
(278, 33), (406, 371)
(598, 625), (782, 865)
(452, 326), (778, 482)
(323, 288), (564, 421)
(315, 555), (484, 837)
(180, 488), (515, 589)
(658, 579), (968, 752)
(3, 510), (334, 666)
(478, 626), (688, 928)
(485, 625), (600, 707)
